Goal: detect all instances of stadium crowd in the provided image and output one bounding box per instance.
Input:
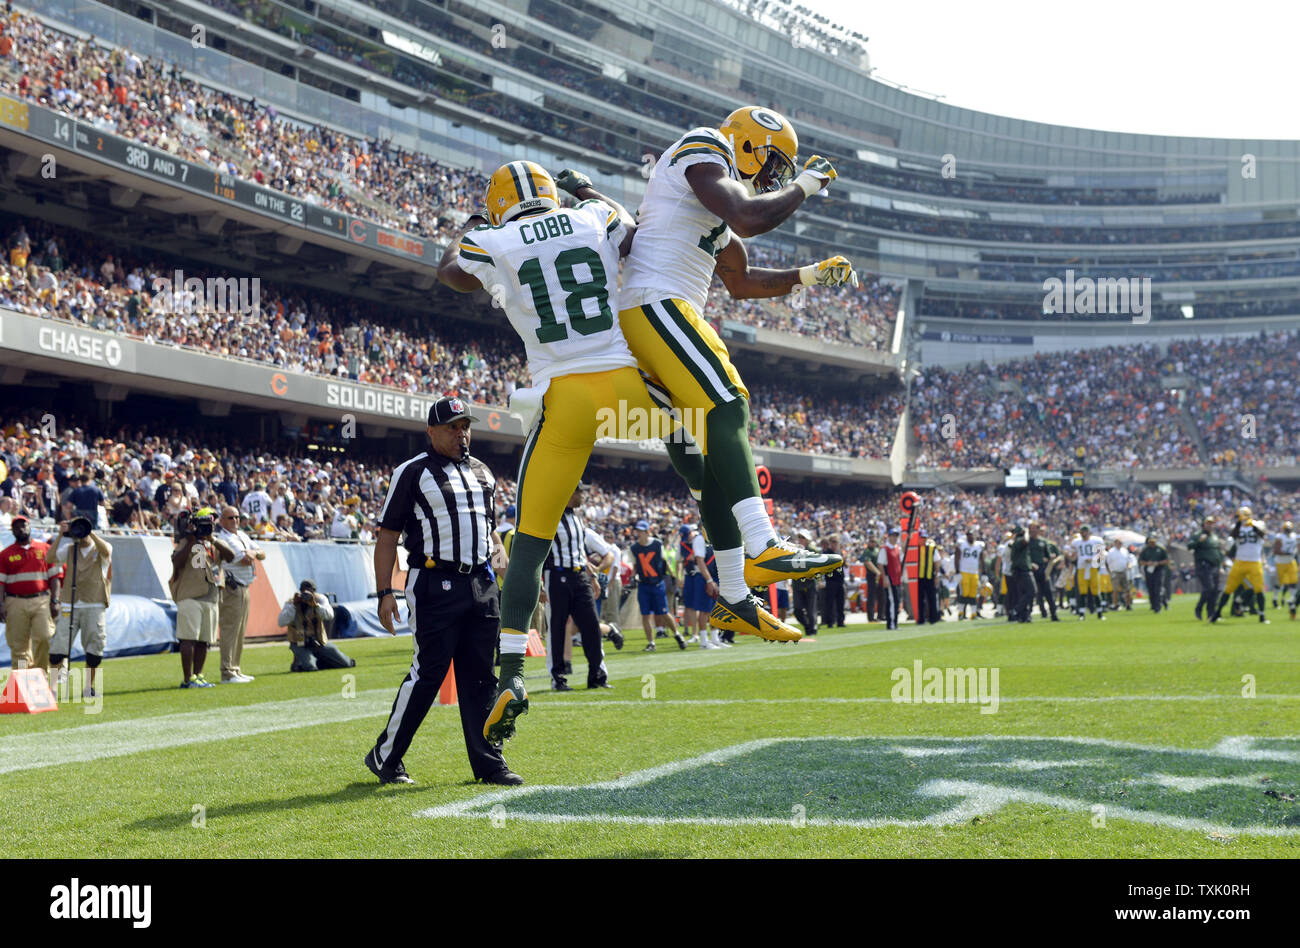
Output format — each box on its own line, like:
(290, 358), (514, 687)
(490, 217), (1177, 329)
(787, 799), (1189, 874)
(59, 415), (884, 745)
(910, 345), (1201, 469)
(1171, 331), (1300, 468)
(0, 213), (901, 458)
(7, 403), (1289, 565)
(0, 9), (896, 346)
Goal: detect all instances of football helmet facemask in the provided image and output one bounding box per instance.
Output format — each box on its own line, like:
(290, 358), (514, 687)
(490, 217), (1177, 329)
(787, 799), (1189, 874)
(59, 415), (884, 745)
(485, 160), (559, 226)
(719, 106), (798, 194)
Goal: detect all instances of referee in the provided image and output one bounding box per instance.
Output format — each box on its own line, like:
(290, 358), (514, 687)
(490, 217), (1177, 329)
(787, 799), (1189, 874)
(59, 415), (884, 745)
(543, 482), (613, 692)
(365, 396), (521, 786)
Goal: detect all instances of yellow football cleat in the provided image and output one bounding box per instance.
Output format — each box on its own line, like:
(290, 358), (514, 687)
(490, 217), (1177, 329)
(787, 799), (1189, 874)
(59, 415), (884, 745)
(483, 676), (529, 745)
(744, 537), (844, 588)
(709, 594), (803, 643)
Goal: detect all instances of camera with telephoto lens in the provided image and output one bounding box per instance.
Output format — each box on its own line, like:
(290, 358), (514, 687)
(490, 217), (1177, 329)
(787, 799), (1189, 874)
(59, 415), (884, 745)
(191, 509), (215, 538)
(66, 515), (93, 540)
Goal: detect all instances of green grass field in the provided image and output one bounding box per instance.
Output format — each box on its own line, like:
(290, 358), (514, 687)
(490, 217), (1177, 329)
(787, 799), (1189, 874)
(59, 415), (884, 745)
(4, 594), (1299, 858)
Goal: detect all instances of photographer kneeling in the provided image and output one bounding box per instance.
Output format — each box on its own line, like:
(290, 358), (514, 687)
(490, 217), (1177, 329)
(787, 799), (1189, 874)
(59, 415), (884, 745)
(279, 580), (355, 672)
(170, 507), (237, 688)
(50, 515), (112, 699)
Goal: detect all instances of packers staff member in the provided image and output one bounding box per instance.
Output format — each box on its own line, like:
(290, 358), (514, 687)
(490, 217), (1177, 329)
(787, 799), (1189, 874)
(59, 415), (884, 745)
(1271, 520), (1297, 615)
(437, 161), (801, 746)
(1211, 506), (1269, 624)
(552, 106), (848, 618)
(956, 527), (984, 620)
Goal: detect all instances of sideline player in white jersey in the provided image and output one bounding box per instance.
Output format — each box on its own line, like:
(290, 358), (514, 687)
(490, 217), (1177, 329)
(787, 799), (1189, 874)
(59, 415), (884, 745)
(1271, 520), (1297, 616)
(996, 532), (1012, 618)
(437, 161), (799, 745)
(1212, 506), (1269, 624)
(551, 107), (854, 629)
(1071, 525), (1107, 619)
(956, 528), (985, 619)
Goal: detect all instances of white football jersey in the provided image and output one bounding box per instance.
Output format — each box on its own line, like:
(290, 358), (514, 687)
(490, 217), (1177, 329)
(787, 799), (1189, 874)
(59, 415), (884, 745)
(1072, 537), (1105, 576)
(241, 490), (272, 523)
(1274, 532), (1297, 561)
(621, 126), (738, 316)
(1235, 521), (1266, 562)
(456, 201), (636, 389)
(958, 540), (985, 574)
(998, 543), (1011, 572)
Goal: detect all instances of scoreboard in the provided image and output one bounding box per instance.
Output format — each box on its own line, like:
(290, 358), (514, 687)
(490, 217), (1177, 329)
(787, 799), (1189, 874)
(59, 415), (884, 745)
(1004, 468), (1086, 489)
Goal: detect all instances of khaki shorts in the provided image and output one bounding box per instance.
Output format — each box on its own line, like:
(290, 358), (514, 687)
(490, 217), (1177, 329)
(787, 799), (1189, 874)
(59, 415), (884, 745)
(52, 603), (108, 657)
(176, 598), (219, 644)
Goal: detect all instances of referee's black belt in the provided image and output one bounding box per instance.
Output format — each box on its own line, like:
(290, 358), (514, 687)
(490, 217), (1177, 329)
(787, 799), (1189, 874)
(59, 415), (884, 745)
(419, 557), (487, 574)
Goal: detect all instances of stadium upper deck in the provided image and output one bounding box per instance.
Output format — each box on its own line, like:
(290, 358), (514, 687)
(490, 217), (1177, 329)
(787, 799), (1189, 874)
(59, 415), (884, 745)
(28, 0), (1300, 326)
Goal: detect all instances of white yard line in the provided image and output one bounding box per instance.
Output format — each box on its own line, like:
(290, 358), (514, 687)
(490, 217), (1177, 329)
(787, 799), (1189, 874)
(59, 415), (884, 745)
(1, 688), (1295, 777)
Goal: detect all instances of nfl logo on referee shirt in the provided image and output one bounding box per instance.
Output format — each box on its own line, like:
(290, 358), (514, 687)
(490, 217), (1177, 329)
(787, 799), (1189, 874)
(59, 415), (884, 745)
(442, 579), (452, 590)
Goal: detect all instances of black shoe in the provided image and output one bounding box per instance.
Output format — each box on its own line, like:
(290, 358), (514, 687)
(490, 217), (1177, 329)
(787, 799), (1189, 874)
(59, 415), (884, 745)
(480, 768), (524, 786)
(674, 632), (687, 650)
(642, 642), (657, 652)
(562, 661), (573, 675)
(1050, 615), (1060, 622)
(656, 630), (667, 638)
(607, 624), (624, 650)
(364, 748), (414, 785)
(587, 680), (613, 690)
(552, 678), (573, 692)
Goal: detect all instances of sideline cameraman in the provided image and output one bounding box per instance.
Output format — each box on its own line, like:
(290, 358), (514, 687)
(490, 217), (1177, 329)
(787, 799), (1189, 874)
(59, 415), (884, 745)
(278, 579), (354, 671)
(49, 515), (111, 698)
(169, 507), (237, 688)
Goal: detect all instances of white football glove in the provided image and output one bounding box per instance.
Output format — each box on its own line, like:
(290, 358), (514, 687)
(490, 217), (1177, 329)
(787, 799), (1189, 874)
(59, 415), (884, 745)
(794, 155), (837, 197)
(799, 255), (858, 288)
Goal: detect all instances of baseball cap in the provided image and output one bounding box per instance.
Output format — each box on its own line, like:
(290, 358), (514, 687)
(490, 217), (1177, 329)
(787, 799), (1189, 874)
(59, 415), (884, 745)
(504, 504), (517, 519)
(11, 514), (28, 526)
(889, 526), (901, 535)
(679, 525), (692, 538)
(635, 519), (650, 531)
(299, 579), (316, 593)
(427, 396), (478, 426)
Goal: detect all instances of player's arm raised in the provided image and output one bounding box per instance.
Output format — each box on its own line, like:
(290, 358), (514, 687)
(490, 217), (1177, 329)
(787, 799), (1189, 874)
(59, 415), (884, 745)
(683, 155), (836, 238)
(714, 234), (857, 300)
(552, 170), (638, 256)
(436, 213), (490, 293)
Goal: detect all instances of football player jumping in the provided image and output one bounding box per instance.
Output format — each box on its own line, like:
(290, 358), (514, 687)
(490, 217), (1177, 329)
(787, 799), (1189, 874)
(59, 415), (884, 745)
(1211, 506), (1269, 624)
(554, 106), (853, 633)
(437, 160), (801, 746)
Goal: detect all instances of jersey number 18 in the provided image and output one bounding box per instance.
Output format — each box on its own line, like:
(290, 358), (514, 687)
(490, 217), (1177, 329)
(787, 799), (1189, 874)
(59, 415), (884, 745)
(517, 247), (613, 343)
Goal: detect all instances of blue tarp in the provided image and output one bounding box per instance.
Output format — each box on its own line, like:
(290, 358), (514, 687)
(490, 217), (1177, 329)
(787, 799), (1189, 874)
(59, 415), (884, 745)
(333, 599), (412, 638)
(0, 595), (177, 667)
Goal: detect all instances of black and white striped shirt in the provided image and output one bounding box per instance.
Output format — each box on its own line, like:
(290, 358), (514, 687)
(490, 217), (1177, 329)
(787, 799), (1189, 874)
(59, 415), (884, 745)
(379, 451), (496, 568)
(548, 509), (613, 570)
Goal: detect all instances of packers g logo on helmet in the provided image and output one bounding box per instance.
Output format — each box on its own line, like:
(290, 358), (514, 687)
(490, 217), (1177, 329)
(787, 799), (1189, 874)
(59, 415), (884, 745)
(1238, 506), (1253, 523)
(719, 106), (798, 193)
(485, 161), (559, 226)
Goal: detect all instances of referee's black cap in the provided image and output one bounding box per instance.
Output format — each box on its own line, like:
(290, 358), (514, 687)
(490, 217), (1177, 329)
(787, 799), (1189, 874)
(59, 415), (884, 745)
(428, 396), (479, 427)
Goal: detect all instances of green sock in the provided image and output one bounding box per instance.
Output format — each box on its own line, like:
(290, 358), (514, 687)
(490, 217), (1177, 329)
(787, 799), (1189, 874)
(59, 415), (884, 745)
(702, 398), (761, 508)
(698, 463), (742, 550)
(499, 653), (525, 683)
(499, 532), (552, 638)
